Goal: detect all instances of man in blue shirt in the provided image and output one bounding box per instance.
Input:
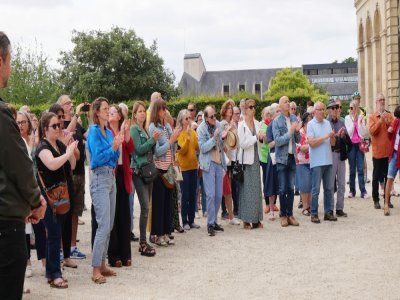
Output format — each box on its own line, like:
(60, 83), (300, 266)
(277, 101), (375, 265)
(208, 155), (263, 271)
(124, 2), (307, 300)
(307, 101), (337, 223)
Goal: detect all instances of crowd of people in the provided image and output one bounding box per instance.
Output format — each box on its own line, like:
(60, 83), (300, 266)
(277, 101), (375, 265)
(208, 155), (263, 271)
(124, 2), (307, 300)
(0, 31), (398, 298)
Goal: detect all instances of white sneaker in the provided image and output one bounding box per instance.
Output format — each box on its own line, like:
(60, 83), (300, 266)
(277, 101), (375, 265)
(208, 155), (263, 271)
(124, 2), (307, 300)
(25, 265), (33, 278)
(190, 222), (200, 229)
(361, 192), (371, 199)
(268, 211), (276, 220)
(183, 224), (190, 231)
(229, 218), (241, 225)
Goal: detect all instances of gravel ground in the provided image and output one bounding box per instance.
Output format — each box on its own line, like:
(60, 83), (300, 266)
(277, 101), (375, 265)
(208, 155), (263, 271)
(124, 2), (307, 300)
(23, 156), (400, 300)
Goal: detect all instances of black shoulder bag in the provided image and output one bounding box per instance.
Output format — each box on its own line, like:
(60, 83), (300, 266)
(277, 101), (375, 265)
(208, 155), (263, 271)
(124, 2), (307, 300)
(232, 126), (245, 182)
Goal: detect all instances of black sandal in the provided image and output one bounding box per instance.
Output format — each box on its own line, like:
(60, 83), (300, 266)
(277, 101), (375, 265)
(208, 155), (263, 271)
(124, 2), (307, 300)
(302, 208), (311, 216)
(139, 241), (156, 257)
(174, 226), (185, 233)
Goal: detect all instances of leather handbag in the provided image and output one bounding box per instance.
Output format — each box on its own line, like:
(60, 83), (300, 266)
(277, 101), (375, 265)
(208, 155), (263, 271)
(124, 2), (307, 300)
(139, 161), (158, 184)
(232, 127), (245, 182)
(359, 140), (369, 154)
(38, 170), (70, 216)
(160, 164), (177, 189)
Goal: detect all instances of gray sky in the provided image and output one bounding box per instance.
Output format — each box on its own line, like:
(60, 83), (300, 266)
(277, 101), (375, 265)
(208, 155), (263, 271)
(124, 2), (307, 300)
(2, 0), (357, 82)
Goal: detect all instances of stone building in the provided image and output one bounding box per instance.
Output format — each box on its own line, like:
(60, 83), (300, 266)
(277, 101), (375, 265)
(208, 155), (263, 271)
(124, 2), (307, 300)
(179, 53), (358, 100)
(355, 0), (399, 112)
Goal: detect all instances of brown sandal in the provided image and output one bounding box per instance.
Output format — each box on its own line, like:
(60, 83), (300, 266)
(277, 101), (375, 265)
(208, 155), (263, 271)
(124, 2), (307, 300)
(49, 278), (68, 289)
(92, 274), (106, 284)
(101, 268), (116, 277)
(139, 241), (156, 257)
(243, 222), (252, 230)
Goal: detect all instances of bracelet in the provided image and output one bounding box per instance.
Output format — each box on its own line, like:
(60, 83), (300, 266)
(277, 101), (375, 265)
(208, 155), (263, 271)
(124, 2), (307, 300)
(74, 114), (79, 119)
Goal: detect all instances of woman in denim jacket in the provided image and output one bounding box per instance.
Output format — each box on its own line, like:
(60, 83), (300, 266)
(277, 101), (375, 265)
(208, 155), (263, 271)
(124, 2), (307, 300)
(148, 99), (181, 246)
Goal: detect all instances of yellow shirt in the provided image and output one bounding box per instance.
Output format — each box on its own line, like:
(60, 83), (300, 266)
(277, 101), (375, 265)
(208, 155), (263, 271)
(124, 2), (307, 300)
(177, 129), (199, 171)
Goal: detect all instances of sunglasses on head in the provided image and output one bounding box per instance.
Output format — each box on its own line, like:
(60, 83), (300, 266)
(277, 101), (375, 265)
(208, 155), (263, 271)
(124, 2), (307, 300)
(48, 123), (61, 130)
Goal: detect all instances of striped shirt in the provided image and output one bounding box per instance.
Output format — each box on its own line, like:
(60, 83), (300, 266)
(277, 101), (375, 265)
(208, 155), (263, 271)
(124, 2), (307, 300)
(155, 127), (173, 170)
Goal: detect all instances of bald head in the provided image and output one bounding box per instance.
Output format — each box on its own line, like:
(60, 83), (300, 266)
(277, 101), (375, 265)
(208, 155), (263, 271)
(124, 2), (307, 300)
(279, 96), (290, 115)
(150, 92), (162, 103)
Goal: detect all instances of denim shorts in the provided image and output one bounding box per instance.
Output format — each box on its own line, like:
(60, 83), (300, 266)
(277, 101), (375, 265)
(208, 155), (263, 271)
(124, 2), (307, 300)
(297, 164), (311, 193)
(388, 151), (399, 179)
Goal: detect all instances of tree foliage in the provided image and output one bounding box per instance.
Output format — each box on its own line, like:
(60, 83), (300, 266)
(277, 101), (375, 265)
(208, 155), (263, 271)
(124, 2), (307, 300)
(58, 27), (177, 102)
(264, 68), (328, 107)
(0, 44), (61, 105)
(341, 57), (357, 64)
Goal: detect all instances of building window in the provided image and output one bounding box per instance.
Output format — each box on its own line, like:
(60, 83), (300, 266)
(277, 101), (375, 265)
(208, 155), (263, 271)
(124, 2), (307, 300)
(223, 85), (230, 97)
(332, 68), (347, 74)
(254, 83), (261, 96)
(318, 68), (332, 75)
(305, 69), (318, 75)
(239, 84), (245, 91)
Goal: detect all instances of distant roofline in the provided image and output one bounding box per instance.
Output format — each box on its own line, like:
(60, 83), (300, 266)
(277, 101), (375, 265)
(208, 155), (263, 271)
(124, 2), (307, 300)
(302, 62), (357, 69)
(202, 67), (297, 73)
(184, 53), (202, 59)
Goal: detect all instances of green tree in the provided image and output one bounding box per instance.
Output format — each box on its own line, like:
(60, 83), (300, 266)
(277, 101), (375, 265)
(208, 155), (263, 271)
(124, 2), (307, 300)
(264, 68), (328, 107)
(0, 44), (61, 105)
(342, 57), (357, 64)
(58, 27), (177, 102)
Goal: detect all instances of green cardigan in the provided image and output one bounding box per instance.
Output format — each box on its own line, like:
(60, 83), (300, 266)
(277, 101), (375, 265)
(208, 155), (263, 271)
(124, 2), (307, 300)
(130, 124), (156, 170)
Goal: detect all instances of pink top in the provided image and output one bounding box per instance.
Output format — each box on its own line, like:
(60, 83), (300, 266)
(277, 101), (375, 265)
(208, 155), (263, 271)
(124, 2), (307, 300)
(155, 127), (173, 171)
(351, 116), (361, 144)
(296, 129), (310, 165)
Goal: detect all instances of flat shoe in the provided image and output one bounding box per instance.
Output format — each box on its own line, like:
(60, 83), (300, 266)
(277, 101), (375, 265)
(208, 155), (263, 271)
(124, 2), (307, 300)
(92, 274), (106, 284)
(101, 268), (116, 277)
(49, 278), (68, 289)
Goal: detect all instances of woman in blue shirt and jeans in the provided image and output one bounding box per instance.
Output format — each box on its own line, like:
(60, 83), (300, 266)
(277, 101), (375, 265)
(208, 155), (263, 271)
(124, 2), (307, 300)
(87, 97), (124, 284)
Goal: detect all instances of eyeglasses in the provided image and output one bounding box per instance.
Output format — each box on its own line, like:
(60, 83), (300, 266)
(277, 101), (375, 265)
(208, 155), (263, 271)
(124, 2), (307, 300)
(247, 105), (256, 110)
(48, 123), (61, 130)
(57, 114), (65, 120)
(17, 120), (27, 126)
(350, 107), (354, 110)
(208, 114), (215, 119)
(290, 107), (297, 111)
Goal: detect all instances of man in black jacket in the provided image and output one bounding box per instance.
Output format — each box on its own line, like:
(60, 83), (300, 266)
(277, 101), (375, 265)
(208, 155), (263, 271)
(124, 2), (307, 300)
(0, 32), (46, 300)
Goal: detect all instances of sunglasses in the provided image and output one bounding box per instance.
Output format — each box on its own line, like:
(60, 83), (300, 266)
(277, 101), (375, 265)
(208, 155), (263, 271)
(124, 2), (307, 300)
(188, 108), (195, 112)
(48, 123), (61, 130)
(57, 114), (65, 120)
(330, 106), (339, 110)
(17, 120), (27, 126)
(247, 105), (256, 110)
(350, 107), (354, 110)
(208, 114), (216, 119)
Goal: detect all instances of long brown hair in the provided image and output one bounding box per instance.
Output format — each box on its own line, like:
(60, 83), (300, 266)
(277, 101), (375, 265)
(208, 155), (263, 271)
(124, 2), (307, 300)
(149, 98), (166, 125)
(132, 101), (147, 126)
(220, 99), (235, 120)
(91, 97), (109, 125)
(109, 104), (124, 128)
(38, 112), (57, 140)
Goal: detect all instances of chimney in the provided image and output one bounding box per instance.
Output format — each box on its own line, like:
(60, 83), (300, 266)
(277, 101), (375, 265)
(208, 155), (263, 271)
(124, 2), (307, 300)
(184, 53), (206, 81)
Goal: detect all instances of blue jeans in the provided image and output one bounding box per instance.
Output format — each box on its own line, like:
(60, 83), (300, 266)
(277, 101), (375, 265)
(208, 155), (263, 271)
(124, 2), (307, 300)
(180, 169), (198, 225)
(276, 155), (296, 217)
(90, 166), (116, 267)
(348, 143), (366, 196)
(42, 203), (65, 279)
(202, 162), (223, 226)
(197, 176), (207, 214)
(311, 165), (334, 215)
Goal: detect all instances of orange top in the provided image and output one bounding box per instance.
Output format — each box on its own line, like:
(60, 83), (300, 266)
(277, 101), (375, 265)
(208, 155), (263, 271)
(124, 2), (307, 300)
(369, 111), (394, 159)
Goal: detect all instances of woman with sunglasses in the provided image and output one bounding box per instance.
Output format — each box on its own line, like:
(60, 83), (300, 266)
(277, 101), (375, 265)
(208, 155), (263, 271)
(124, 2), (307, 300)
(238, 99), (264, 229)
(88, 97), (124, 284)
(106, 104), (134, 267)
(148, 99), (181, 246)
(48, 104), (78, 269)
(345, 100), (369, 198)
(176, 109), (200, 231)
(35, 112), (78, 288)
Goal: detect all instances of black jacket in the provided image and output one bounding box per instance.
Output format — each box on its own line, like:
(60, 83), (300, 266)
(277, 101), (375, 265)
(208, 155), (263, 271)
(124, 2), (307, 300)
(0, 98), (41, 223)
